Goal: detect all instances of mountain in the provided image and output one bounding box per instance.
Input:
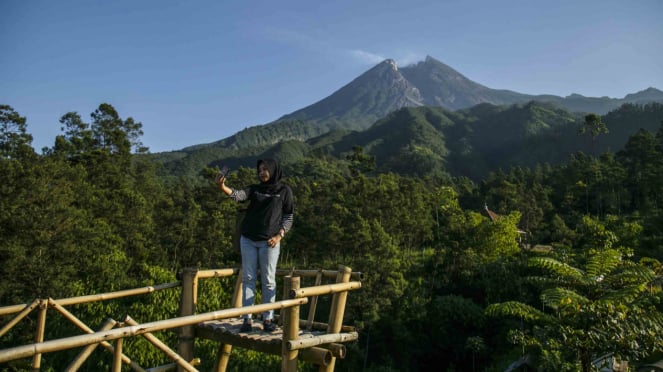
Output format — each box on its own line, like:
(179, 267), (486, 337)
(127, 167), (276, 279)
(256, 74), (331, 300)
(153, 56), (663, 178)
(276, 59), (423, 131)
(274, 55), (663, 133)
(399, 56), (531, 109)
(177, 56), (662, 154)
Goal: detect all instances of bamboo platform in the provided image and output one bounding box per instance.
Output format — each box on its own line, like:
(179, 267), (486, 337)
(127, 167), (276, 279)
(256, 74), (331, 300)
(0, 266), (361, 371)
(196, 318), (288, 353)
(184, 266), (362, 371)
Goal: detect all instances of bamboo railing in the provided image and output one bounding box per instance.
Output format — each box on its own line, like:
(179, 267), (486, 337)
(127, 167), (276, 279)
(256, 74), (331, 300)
(0, 283), (181, 371)
(0, 265), (362, 371)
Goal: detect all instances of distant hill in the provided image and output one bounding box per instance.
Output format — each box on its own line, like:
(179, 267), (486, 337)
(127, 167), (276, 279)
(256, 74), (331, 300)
(155, 102), (663, 181)
(152, 56), (663, 179)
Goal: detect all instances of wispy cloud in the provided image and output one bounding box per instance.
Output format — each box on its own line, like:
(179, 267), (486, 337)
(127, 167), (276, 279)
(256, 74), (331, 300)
(261, 26), (425, 68)
(349, 49), (386, 65)
(349, 49), (426, 67)
(396, 52), (426, 67)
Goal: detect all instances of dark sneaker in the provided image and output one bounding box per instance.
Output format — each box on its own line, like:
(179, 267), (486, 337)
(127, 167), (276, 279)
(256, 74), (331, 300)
(263, 319), (277, 332)
(240, 318), (252, 332)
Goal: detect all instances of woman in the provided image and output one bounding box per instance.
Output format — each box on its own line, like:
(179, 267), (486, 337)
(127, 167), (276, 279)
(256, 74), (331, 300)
(216, 159), (294, 332)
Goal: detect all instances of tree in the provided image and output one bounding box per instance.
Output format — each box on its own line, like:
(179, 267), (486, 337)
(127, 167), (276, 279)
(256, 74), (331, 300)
(346, 145), (375, 175)
(579, 113), (608, 156)
(0, 105), (34, 159)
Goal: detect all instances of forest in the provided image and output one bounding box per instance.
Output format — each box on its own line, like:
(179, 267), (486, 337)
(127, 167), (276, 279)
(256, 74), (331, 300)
(1, 102), (662, 371)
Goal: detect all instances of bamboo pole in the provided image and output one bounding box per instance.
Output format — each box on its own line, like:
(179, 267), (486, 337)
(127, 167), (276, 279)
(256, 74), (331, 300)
(231, 269), (243, 308)
(0, 299), (39, 338)
(281, 276), (300, 372)
(299, 347), (332, 367)
(196, 268), (239, 279)
(112, 337), (123, 372)
(146, 358), (200, 372)
(306, 271), (323, 330)
(0, 298), (308, 363)
(214, 270), (244, 372)
(322, 344), (346, 359)
(321, 265), (352, 372)
(124, 316), (198, 372)
(276, 269), (364, 281)
(48, 298), (146, 372)
(286, 332), (358, 351)
(178, 267), (197, 371)
(31, 299), (48, 371)
(290, 282), (361, 299)
(0, 282), (181, 317)
(65, 318), (117, 372)
(147, 363), (176, 372)
(295, 319), (355, 333)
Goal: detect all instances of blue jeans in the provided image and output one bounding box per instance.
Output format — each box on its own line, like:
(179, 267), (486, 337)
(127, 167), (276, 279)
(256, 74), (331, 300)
(240, 235), (280, 321)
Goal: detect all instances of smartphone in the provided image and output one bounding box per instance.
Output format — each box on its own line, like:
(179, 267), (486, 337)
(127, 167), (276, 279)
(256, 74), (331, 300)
(218, 166), (230, 178)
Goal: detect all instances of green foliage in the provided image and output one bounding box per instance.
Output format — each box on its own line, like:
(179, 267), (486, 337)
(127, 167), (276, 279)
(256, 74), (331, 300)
(485, 301), (549, 322)
(488, 246), (663, 371)
(0, 105), (34, 159)
(2, 102), (663, 371)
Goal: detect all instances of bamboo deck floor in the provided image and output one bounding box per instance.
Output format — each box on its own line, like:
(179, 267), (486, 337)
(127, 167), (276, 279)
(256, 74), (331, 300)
(195, 318), (325, 354)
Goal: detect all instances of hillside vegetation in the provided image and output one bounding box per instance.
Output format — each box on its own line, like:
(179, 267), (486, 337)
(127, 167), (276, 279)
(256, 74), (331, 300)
(1, 103), (663, 371)
(154, 102), (663, 181)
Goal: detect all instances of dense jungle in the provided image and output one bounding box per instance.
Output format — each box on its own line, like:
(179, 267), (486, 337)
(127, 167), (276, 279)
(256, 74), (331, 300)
(1, 102), (663, 371)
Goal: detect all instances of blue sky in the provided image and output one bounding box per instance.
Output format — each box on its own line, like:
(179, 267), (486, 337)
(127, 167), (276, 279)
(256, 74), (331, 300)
(2, 0), (662, 153)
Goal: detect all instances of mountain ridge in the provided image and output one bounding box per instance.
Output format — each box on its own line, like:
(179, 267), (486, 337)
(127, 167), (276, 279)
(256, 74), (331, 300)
(152, 56), (663, 179)
(176, 56), (661, 153)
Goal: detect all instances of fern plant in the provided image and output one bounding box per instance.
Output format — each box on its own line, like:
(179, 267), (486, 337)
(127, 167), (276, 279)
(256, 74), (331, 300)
(486, 248), (663, 372)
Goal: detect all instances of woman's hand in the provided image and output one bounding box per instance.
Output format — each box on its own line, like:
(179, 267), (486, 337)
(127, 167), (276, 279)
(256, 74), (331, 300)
(215, 173), (233, 196)
(215, 172), (226, 186)
(267, 234), (282, 248)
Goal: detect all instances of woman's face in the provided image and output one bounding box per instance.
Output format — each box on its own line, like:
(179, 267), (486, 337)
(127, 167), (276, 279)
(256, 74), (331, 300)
(258, 163), (270, 183)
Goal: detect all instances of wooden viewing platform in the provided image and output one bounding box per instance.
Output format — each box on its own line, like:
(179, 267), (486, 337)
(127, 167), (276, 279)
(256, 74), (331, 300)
(0, 265), (362, 372)
(178, 265), (363, 371)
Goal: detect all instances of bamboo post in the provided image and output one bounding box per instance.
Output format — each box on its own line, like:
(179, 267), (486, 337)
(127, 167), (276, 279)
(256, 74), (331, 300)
(231, 269), (243, 308)
(113, 337), (124, 372)
(281, 276), (300, 372)
(124, 316), (198, 372)
(213, 269), (244, 372)
(321, 265), (352, 372)
(178, 267), (198, 372)
(306, 271), (323, 330)
(31, 299), (48, 371)
(65, 318), (117, 372)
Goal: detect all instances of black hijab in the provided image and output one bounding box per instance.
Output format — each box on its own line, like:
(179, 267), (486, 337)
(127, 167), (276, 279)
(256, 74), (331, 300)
(256, 158), (283, 193)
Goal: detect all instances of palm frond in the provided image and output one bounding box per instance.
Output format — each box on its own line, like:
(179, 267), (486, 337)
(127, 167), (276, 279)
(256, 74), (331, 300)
(485, 301), (552, 323)
(524, 275), (559, 285)
(586, 248), (621, 277)
(541, 287), (589, 309)
(599, 284), (648, 303)
(606, 265), (656, 286)
(529, 257), (584, 281)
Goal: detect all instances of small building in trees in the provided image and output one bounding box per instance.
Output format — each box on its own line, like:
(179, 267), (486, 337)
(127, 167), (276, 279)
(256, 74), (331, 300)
(483, 204), (528, 246)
